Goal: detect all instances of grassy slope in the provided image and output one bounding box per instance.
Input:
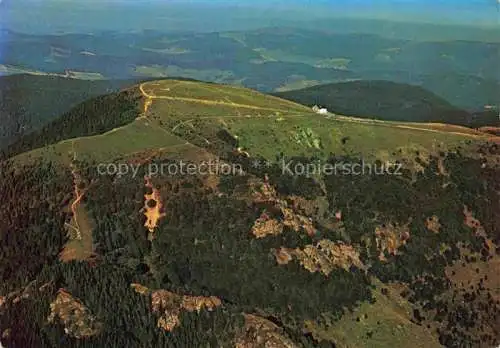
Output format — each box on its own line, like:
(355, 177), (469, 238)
(11, 79), (491, 167)
(226, 116), (479, 161)
(306, 280), (441, 348)
(10, 80), (309, 165)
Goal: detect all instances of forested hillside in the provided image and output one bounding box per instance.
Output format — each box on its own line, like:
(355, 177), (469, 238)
(1, 80), (499, 347)
(3, 88), (142, 160)
(274, 81), (475, 125)
(0, 75), (137, 149)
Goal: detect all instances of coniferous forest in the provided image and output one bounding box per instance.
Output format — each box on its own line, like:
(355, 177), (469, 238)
(1, 134), (499, 347)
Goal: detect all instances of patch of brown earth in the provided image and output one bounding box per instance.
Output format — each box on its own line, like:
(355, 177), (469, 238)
(59, 156), (96, 263)
(47, 289), (102, 338)
(130, 283), (149, 295)
(126, 148), (173, 166)
(478, 127), (500, 137)
(446, 252), (500, 302)
(126, 145), (216, 167)
(143, 176), (166, 240)
(413, 251), (500, 347)
(463, 205), (487, 237)
(131, 284), (222, 332)
(150, 290), (182, 331)
(274, 248), (294, 265)
(235, 314), (299, 348)
(273, 240), (364, 275)
(59, 204), (95, 263)
(425, 215), (441, 234)
(375, 222), (411, 262)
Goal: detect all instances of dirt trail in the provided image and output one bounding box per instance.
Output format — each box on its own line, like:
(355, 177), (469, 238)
(68, 146), (87, 239)
(69, 166), (85, 239)
(141, 82), (495, 139)
(139, 90), (153, 119)
(59, 145), (94, 262)
(331, 115), (492, 139)
(139, 82), (297, 112)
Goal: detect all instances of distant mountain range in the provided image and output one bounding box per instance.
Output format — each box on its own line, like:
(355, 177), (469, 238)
(1, 27), (498, 111)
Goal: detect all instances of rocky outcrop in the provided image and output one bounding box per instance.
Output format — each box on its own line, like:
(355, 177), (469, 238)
(249, 176), (318, 239)
(131, 284), (222, 332)
(273, 240), (364, 275)
(143, 176), (166, 240)
(47, 289), (102, 338)
(375, 223), (411, 261)
(425, 215), (441, 234)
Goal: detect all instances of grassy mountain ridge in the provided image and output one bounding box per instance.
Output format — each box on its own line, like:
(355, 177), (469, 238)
(1, 79), (499, 347)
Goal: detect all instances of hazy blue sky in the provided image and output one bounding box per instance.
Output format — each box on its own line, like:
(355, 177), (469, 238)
(0, 0), (498, 34)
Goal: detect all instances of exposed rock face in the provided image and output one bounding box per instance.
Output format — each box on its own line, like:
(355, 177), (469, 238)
(143, 176), (166, 240)
(130, 283), (149, 295)
(151, 290), (182, 332)
(273, 240), (364, 275)
(131, 284), (222, 332)
(282, 207), (316, 236)
(375, 223), (411, 261)
(251, 176), (278, 205)
(425, 215), (442, 234)
(235, 314), (299, 348)
(274, 248), (294, 265)
(252, 214), (283, 239)
(181, 295), (222, 312)
(250, 177), (362, 277)
(47, 289), (102, 338)
(249, 177), (317, 239)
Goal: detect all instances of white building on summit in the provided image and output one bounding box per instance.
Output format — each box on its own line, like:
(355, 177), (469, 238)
(312, 105), (328, 114)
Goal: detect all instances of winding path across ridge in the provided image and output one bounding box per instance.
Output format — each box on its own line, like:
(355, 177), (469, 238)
(139, 81), (497, 140)
(139, 82), (303, 113)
